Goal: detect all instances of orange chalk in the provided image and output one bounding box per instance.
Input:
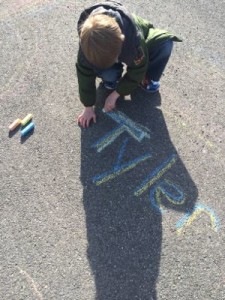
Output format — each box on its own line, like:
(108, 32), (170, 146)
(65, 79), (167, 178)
(9, 118), (21, 131)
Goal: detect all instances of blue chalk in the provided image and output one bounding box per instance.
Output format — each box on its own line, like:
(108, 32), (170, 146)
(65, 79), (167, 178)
(21, 122), (35, 137)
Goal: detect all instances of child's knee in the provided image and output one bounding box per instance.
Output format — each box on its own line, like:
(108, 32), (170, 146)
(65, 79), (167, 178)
(162, 39), (174, 58)
(99, 67), (122, 83)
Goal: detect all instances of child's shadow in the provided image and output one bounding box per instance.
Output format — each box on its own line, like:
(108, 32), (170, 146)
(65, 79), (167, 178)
(80, 88), (198, 300)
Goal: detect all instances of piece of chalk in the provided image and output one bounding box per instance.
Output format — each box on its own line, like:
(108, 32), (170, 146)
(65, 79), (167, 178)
(21, 122), (35, 137)
(21, 113), (33, 126)
(9, 118), (21, 131)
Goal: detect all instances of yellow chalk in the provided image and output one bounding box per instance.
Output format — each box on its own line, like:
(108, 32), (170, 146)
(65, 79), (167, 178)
(21, 113), (33, 126)
(9, 118), (21, 131)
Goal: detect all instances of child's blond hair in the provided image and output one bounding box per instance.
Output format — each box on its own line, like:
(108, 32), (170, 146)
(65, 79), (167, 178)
(79, 14), (124, 69)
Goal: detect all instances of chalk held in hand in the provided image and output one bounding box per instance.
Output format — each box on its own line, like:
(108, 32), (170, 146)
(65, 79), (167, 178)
(21, 122), (35, 137)
(9, 118), (21, 131)
(21, 113), (33, 126)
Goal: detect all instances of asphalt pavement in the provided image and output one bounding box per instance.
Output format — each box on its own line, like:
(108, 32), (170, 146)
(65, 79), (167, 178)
(1, 0), (225, 299)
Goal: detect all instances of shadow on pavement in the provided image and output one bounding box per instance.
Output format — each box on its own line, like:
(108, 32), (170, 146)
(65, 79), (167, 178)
(80, 88), (198, 300)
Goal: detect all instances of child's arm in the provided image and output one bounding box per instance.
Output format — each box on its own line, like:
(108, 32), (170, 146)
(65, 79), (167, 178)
(103, 40), (148, 112)
(104, 90), (120, 112)
(76, 49), (97, 127)
(115, 38), (149, 96)
(76, 49), (97, 107)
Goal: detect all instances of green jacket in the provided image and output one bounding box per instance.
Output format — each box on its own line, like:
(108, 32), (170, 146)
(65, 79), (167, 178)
(76, 3), (181, 107)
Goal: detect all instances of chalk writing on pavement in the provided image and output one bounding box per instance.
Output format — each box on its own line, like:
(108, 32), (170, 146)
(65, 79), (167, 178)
(92, 110), (220, 234)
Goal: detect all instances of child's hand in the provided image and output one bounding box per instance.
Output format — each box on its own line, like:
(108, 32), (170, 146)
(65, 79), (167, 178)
(104, 90), (120, 112)
(78, 107), (96, 128)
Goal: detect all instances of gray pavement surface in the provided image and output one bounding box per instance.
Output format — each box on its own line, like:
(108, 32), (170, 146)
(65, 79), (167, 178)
(1, 0), (225, 299)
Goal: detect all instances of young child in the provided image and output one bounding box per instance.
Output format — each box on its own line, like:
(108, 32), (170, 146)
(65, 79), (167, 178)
(76, 1), (181, 128)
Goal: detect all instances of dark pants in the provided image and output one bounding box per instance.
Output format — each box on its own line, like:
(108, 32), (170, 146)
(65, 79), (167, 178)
(96, 39), (173, 86)
(147, 39), (173, 81)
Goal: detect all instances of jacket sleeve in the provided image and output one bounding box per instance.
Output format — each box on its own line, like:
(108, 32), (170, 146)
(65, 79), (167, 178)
(116, 38), (149, 96)
(76, 48), (97, 107)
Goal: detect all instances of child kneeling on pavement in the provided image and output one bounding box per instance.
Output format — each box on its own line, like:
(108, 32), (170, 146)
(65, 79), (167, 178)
(76, 1), (181, 128)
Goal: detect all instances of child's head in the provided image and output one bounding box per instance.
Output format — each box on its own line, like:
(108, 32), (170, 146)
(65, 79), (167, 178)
(79, 14), (124, 69)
